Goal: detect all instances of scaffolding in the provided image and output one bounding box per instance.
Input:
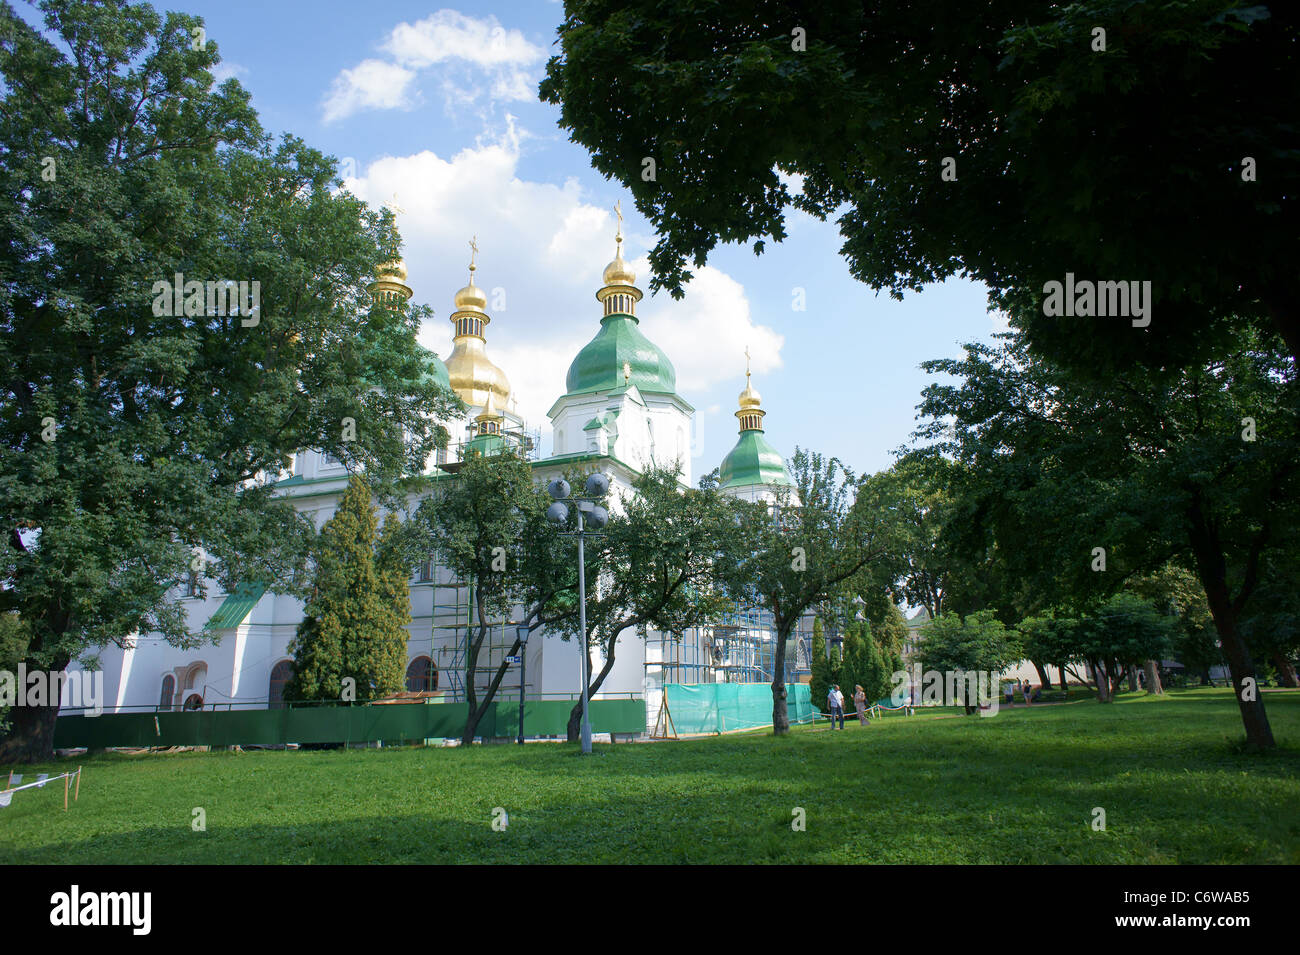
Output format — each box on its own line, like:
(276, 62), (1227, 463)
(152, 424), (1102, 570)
(411, 580), (530, 703)
(646, 607), (816, 687)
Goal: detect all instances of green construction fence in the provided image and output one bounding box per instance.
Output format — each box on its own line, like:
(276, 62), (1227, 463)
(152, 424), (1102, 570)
(52, 698), (646, 749)
(662, 682), (813, 735)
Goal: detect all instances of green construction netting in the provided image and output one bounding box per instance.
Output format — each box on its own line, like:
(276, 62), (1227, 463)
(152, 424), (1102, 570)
(662, 683), (813, 735)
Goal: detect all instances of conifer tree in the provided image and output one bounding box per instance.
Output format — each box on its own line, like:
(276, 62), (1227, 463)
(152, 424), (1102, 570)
(285, 476), (408, 703)
(860, 633), (892, 705)
(810, 618), (832, 717)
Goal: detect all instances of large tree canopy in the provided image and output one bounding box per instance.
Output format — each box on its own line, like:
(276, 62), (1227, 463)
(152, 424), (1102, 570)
(914, 325), (1298, 747)
(541, 1), (1300, 371)
(0, 0), (458, 760)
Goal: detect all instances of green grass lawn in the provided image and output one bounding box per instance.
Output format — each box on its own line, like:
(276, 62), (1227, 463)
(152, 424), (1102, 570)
(2, 688), (1297, 864)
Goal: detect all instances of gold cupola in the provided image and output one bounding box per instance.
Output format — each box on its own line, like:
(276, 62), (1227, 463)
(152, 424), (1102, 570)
(597, 201), (643, 318)
(736, 348), (765, 433)
(475, 390), (502, 436)
(444, 237), (511, 409)
(369, 258), (412, 306)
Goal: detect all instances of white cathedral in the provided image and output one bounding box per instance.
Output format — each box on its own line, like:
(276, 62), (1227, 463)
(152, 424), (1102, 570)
(78, 222), (804, 735)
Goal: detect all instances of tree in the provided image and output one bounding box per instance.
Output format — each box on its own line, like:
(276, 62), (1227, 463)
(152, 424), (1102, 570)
(541, 1), (1300, 370)
(283, 477), (407, 703)
(415, 448), (575, 745)
(857, 629), (893, 707)
(0, 612), (31, 736)
(877, 453), (959, 619)
(917, 611), (1020, 714)
(718, 450), (902, 734)
(809, 617), (833, 720)
(1076, 594), (1175, 703)
(916, 328), (1298, 746)
(0, 1), (458, 760)
(559, 464), (736, 743)
(1016, 612), (1081, 694)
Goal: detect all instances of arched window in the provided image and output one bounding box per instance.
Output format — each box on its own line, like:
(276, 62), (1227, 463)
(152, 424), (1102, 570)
(182, 662), (207, 699)
(406, 656), (437, 693)
(183, 693), (203, 710)
(159, 675), (175, 712)
(268, 660), (293, 709)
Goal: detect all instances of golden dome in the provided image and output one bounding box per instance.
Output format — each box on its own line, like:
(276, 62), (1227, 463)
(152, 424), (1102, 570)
(446, 241), (509, 408)
(378, 258), (407, 282)
(369, 258), (412, 306)
(738, 381), (762, 410)
(453, 280), (487, 312)
(603, 253), (636, 288)
(446, 341), (510, 409)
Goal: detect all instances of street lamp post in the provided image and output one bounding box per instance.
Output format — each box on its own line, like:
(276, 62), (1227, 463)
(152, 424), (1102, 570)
(546, 473), (609, 755)
(516, 624), (530, 745)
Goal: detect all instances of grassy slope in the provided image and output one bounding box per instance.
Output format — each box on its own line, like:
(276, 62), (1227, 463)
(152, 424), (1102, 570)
(1, 688), (1297, 864)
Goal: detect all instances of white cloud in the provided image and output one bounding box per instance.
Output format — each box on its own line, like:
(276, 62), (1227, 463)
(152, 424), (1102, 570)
(211, 62), (247, 85)
(637, 259), (784, 395)
(383, 11), (544, 70)
(342, 128), (782, 437)
(324, 11), (544, 122)
(322, 59), (417, 123)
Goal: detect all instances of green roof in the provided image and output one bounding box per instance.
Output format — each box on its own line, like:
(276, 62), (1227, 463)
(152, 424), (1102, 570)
(465, 433), (506, 456)
(719, 430), (794, 489)
(583, 410), (619, 431)
(565, 313), (677, 397)
(206, 582), (267, 630)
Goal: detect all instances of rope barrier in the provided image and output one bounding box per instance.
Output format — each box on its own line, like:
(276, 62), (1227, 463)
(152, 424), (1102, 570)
(0, 767), (82, 810)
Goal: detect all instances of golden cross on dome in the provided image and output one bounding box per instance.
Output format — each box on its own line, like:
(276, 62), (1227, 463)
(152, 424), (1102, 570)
(614, 200), (624, 247)
(384, 193), (405, 216)
(468, 235), (479, 278)
(745, 345), (752, 383)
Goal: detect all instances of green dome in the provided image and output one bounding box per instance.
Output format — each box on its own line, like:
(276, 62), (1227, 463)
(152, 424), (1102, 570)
(565, 314), (677, 396)
(719, 430), (794, 489)
(423, 351), (452, 393)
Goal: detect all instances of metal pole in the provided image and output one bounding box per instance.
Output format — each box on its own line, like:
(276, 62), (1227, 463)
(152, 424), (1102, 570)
(577, 509), (592, 754)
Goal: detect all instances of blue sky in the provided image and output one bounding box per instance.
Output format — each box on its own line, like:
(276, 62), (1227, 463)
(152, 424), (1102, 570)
(23, 0), (1006, 477)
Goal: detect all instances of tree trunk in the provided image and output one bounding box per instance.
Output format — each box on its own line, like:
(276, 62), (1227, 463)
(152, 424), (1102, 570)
(1202, 585), (1275, 748)
(1093, 660), (1111, 703)
(461, 586), (489, 745)
(1271, 651), (1299, 689)
(0, 644), (71, 763)
(465, 634), (524, 746)
(1126, 666), (1138, 693)
(1057, 664), (1068, 693)
(770, 621), (792, 736)
(1032, 660), (1051, 692)
(1143, 659), (1163, 695)
(567, 632), (620, 743)
(0, 701), (61, 763)
(1188, 505), (1275, 749)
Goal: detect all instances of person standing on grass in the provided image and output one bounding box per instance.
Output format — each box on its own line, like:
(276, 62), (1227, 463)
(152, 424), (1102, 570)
(854, 684), (868, 725)
(1022, 680), (1033, 706)
(828, 684), (845, 730)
